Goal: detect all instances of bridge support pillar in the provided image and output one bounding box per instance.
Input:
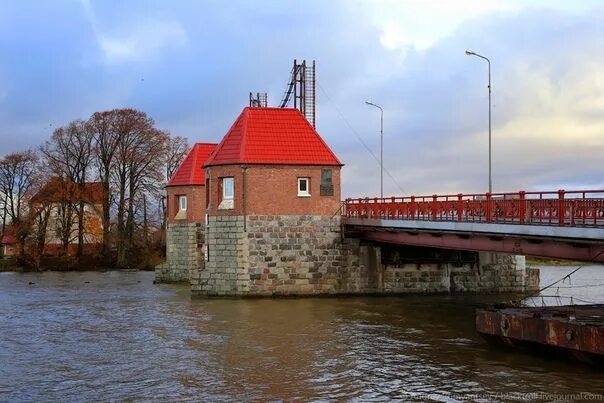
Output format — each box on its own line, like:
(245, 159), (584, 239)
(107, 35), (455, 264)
(471, 252), (539, 293)
(377, 245), (540, 294)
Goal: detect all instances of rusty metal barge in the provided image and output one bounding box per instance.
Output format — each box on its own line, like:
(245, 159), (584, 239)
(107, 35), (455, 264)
(476, 305), (604, 365)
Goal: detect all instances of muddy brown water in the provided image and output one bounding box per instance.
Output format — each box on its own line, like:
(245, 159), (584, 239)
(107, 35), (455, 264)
(1, 266), (603, 401)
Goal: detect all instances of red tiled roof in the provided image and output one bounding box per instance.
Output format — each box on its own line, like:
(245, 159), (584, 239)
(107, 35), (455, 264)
(204, 107), (342, 167)
(1, 226), (17, 245)
(30, 178), (104, 204)
(167, 143), (217, 187)
(1, 235), (16, 245)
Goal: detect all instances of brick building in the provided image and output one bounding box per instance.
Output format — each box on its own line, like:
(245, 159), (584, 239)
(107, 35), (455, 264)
(163, 107), (535, 296)
(0, 226), (17, 258)
(193, 107), (346, 296)
(29, 177), (104, 256)
(155, 143), (216, 283)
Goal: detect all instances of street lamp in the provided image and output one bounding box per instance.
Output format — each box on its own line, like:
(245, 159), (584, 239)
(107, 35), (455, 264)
(365, 101), (384, 198)
(465, 49), (492, 194)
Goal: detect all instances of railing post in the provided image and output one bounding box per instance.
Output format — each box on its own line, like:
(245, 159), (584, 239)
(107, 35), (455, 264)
(486, 192), (492, 223)
(558, 189), (565, 225)
(519, 191), (526, 225)
(410, 195), (416, 220)
(432, 194), (438, 221)
(373, 197), (379, 219)
(457, 193), (463, 222)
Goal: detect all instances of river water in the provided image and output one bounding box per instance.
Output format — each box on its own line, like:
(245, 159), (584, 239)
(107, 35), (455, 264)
(1, 266), (603, 402)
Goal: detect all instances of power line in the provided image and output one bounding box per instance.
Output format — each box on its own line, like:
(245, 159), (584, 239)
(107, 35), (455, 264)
(317, 82), (405, 195)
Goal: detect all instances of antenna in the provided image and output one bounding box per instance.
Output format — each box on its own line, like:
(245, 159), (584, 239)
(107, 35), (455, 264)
(249, 92), (268, 107)
(279, 59), (316, 128)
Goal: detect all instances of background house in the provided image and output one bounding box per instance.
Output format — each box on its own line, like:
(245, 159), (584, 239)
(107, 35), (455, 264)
(0, 226), (17, 258)
(29, 177), (104, 256)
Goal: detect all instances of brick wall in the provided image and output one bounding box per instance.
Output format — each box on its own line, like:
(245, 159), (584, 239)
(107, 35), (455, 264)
(166, 184), (206, 224)
(205, 165), (341, 216)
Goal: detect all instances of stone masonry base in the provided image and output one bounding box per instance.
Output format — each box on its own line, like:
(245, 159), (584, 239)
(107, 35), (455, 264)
(155, 222), (204, 284)
(190, 215), (539, 297)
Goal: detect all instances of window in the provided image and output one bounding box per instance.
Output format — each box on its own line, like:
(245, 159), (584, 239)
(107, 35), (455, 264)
(222, 177), (234, 199)
(298, 177), (310, 197)
(219, 177), (234, 210)
(179, 195), (187, 211)
(320, 169), (334, 196)
(174, 195), (187, 219)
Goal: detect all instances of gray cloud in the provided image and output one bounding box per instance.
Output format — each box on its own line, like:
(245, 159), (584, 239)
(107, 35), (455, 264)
(0, 1), (602, 198)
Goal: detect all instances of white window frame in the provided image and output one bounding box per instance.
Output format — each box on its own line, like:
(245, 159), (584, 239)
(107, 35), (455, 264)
(222, 177), (234, 200)
(179, 195), (187, 211)
(297, 177), (311, 197)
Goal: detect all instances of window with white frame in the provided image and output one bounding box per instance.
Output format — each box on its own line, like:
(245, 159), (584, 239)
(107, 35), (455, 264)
(297, 177), (310, 197)
(179, 195), (187, 211)
(219, 177), (234, 210)
(222, 177), (234, 200)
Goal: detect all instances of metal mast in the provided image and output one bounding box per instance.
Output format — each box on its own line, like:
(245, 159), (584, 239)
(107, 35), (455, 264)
(279, 59), (316, 128)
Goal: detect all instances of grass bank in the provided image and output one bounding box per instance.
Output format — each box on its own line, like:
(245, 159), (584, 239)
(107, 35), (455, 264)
(526, 257), (586, 266)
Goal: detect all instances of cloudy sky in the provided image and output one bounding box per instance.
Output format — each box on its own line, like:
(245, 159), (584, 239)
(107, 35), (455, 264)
(0, 0), (603, 197)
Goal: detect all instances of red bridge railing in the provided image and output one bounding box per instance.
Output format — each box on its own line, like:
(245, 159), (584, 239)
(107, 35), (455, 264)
(344, 190), (604, 228)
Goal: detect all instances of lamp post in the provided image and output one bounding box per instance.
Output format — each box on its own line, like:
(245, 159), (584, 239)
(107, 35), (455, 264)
(365, 101), (384, 198)
(465, 49), (492, 194)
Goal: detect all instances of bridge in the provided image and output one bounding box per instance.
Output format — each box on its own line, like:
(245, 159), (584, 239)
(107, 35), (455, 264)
(343, 190), (604, 263)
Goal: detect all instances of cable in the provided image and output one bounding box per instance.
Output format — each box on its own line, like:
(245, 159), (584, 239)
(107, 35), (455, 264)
(547, 282), (604, 289)
(537, 247), (604, 294)
(537, 295), (600, 305)
(317, 82), (406, 195)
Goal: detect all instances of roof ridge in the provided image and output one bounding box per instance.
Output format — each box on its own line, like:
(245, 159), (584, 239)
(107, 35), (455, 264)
(245, 106), (298, 111)
(204, 109), (245, 167)
(189, 144), (200, 183)
(240, 108), (249, 163)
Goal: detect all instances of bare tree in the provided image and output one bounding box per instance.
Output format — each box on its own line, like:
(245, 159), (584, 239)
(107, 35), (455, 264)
(0, 151), (38, 258)
(41, 121), (95, 256)
(26, 165), (54, 269)
(1, 108), (183, 269)
(88, 111), (120, 257)
(0, 150), (38, 225)
(0, 194), (7, 241)
(166, 135), (189, 182)
(111, 109), (168, 267)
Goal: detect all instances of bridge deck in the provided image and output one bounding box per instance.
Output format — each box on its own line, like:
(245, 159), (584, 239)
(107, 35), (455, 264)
(344, 218), (604, 241)
(343, 190), (604, 262)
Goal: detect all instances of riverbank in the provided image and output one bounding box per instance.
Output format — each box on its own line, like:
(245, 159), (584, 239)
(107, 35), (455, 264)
(0, 258), (19, 272)
(0, 256), (159, 272)
(526, 257), (587, 266)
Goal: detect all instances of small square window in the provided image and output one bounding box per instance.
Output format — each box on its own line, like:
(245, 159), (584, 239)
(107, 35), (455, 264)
(298, 177), (310, 197)
(179, 195), (187, 211)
